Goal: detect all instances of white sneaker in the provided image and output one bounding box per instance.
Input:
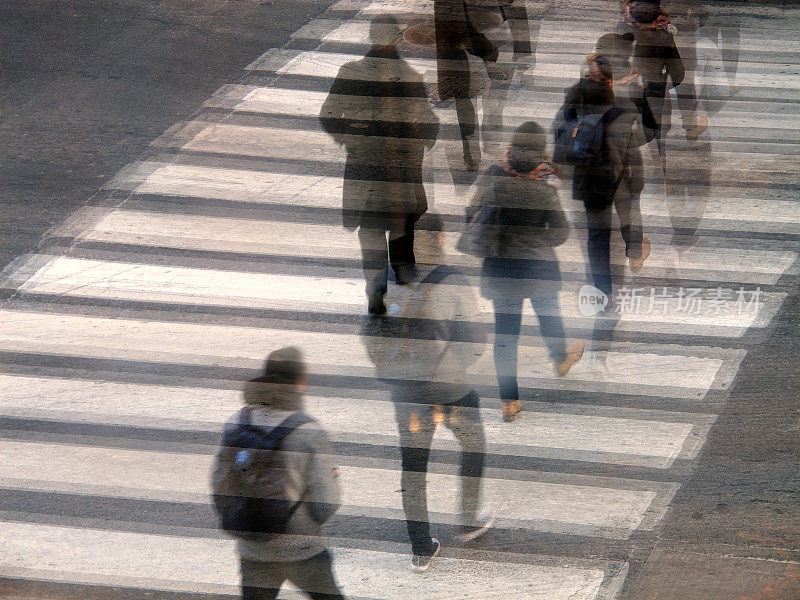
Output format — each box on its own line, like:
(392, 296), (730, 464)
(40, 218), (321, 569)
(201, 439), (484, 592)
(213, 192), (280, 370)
(411, 538), (441, 573)
(454, 511), (495, 543)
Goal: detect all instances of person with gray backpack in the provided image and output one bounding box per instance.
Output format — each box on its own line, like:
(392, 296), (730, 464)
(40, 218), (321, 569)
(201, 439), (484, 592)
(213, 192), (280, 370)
(361, 213), (492, 573)
(211, 347), (344, 600)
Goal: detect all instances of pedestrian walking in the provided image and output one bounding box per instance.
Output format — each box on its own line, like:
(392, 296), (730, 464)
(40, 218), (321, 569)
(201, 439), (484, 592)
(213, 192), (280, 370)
(468, 122), (583, 422)
(666, 22), (728, 275)
(211, 347), (345, 600)
(617, 0), (687, 167)
(319, 14), (440, 315)
(698, 0), (741, 94)
(434, 0), (499, 172)
(361, 213), (492, 572)
(553, 48), (650, 356)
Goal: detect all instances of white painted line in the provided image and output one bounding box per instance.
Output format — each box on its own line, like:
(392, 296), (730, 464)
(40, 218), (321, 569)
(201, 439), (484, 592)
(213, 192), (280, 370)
(0, 522), (607, 599)
(254, 47), (800, 90)
(132, 164), (800, 234)
(178, 123), (799, 185)
(0, 308), (727, 398)
(19, 256), (784, 336)
(228, 84), (800, 132)
(1, 440), (659, 536)
(78, 210), (799, 285)
(0, 375), (700, 468)
(182, 124), (344, 162)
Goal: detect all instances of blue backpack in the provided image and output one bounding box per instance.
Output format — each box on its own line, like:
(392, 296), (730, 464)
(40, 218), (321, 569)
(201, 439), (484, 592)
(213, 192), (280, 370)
(212, 408), (314, 538)
(553, 106), (624, 167)
(554, 106), (627, 207)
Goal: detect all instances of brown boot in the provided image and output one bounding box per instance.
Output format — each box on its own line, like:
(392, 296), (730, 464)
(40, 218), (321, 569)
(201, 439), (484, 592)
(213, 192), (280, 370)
(555, 340), (585, 377)
(629, 237), (651, 273)
(501, 400), (523, 422)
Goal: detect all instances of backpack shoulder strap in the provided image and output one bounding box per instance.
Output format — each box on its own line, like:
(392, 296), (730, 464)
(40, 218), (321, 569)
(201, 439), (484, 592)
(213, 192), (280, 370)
(263, 412), (315, 449)
(235, 411), (314, 452)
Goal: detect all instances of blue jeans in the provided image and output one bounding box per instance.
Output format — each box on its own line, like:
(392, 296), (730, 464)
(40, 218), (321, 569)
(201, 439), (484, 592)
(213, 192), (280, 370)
(492, 292), (567, 402)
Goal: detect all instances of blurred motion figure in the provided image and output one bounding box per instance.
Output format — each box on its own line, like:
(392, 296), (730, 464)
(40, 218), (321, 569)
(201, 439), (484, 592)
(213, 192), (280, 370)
(361, 213), (492, 572)
(320, 14), (440, 315)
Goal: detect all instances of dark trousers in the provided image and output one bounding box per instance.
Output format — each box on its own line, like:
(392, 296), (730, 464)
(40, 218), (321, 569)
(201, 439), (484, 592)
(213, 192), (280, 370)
(358, 215), (416, 297)
(455, 97), (477, 140)
(585, 193), (644, 296)
(241, 551), (344, 600)
(393, 389), (485, 557)
(492, 294), (567, 402)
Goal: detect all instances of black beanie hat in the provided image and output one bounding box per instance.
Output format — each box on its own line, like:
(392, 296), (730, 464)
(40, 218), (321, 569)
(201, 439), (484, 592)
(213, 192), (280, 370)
(630, 1), (662, 24)
(510, 121), (546, 153)
(595, 32), (634, 59)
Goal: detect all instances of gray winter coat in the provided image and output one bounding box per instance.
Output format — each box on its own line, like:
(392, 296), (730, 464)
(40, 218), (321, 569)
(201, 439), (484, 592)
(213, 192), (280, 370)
(212, 381), (341, 562)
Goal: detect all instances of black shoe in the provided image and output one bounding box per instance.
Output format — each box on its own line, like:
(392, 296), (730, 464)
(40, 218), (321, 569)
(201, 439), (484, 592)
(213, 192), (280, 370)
(394, 265), (417, 286)
(368, 295), (387, 315)
(412, 538), (441, 573)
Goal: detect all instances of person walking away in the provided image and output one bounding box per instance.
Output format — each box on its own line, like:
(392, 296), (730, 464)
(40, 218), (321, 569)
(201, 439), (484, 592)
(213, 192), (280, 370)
(211, 347), (344, 600)
(553, 51), (649, 362)
(319, 14), (440, 315)
(361, 213), (492, 572)
(472, 122), (583, 422)
(617, 0), (686, 170)
(434, 0), (500, 172)
(697, 0), (741, 95)
(665, 20), (729, 276)
(665, 0), (709, 142)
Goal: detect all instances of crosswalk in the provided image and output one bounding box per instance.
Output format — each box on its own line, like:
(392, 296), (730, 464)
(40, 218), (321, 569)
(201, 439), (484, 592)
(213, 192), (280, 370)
(1, 0), (798, 598)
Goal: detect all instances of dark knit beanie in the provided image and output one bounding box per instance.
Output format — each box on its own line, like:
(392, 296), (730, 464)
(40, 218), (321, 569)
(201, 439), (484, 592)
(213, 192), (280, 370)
(630, 1), (662, 24)
(262, 346), (306, 384)
(508, 121), (547, 173)
(595, 32), (634, 59)
(511, 121), (546, 153)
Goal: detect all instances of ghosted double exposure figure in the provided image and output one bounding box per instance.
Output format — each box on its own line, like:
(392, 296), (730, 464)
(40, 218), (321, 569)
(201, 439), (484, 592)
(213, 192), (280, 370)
(617, 0), (686, 167)
(553, 42), (649, 352)
(665, 21), (729, 275)
(468, 122), (582, 422)
(434, 0), (533, 173)
(698, 0), (741, 94)
(212, 347), (344, 600)
(361, 214), (491, 573)
(319, 15), (440, 315)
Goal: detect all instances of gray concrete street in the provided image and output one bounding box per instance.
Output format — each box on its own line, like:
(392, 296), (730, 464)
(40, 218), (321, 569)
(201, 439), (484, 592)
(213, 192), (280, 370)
(1, 1), (798, 599)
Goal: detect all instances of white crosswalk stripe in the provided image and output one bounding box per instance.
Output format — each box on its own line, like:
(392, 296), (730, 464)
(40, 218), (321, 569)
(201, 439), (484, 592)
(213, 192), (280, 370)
(1, 0), (799, 598)
(1, 523), (613, 600)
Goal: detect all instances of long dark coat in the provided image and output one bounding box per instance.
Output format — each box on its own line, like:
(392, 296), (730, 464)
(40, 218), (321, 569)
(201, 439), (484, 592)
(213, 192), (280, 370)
(319, 47), (439, 230)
